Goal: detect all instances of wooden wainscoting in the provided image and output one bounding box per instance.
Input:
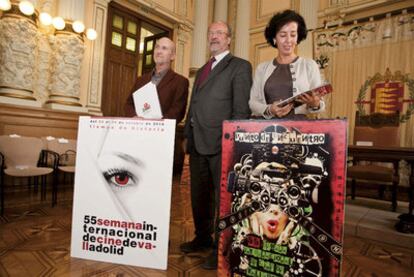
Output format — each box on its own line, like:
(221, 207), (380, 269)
(0, 103), (186, 175)
(0, 103), (86, 139)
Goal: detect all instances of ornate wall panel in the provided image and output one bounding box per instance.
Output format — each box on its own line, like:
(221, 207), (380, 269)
(35, 33), (52, 103)
(0, 17), (38, 101)
(0, 103), (83, 139)
(85, 0), (109, 114)
(318, 0), (414, 26)
(176, 23), (191, 75)
(249, 0), (300, 72)
(153, 0), (175, 12)
(48, 34), (85, 107)
(250, 0), (294, 29)
(249, 31), (276, 71)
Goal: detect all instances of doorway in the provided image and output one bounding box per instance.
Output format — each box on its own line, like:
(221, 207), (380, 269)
(101, 2), (171, 116)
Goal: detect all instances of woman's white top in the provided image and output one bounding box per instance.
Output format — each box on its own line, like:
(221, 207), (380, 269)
(249, 57), (325, 119)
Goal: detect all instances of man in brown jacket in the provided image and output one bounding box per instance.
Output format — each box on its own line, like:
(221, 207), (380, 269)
(125, 37), (189, 122)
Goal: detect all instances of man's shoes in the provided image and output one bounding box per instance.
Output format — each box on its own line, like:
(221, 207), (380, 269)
(180, 237), (212, 253)
(202, 251), (218, 270)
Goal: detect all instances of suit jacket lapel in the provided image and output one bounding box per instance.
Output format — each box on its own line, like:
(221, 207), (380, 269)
(193, 63), (207, 93)
(198, 53), (233, 90)
(142, 72), (152, 84)
(157, 69), (175, 91)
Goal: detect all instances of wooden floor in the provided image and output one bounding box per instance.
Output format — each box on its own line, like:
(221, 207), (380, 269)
(1, 163), (414, 276)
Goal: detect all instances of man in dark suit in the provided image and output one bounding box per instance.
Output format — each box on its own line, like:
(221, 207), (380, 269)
(125, 37), (189, 122)
(180, 21), (252, 269)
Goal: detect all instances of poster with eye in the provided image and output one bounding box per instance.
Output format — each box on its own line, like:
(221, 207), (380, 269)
(218, 119), (347, 277)
(70, 116), (176, 270)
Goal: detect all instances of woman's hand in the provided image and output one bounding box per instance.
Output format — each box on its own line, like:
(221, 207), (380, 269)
(297, 91), (321, 109)
(269, 101), (294, 118)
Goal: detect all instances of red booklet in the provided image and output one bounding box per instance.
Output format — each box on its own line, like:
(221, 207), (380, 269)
(277, 83), (333, 107)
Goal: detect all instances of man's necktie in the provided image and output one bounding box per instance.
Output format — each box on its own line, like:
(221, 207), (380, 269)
(197, 57), (216, 87)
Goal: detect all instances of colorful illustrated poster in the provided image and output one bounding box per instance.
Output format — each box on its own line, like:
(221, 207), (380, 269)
(71, 116), (176, 270)
(218, 119), (347, 277)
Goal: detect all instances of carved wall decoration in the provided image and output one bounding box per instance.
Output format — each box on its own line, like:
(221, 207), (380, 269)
(48, 34), (85, 106)
(314, 12), (414, 66)
(0, 17), (37, 100)
(0, 0), (193, 114)
(35, 32), (53, 103)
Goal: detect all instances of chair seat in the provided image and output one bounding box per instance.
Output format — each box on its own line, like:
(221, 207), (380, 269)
(58, 166), (75, 173)
(347, 164), (396, 183)
(5, 166), (53, 177)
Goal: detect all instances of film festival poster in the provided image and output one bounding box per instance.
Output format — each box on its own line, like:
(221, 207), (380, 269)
(218, 119), (347, 277)
(71, 116), (176, 270)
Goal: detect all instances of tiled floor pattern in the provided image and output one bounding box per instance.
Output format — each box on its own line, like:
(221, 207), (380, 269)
(0, 162), (414, 276)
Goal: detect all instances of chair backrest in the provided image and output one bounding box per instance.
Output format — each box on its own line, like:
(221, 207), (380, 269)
(46, 139), (77, 155)
(46, 138), (77, 166)
(353, 112), (400, 147)
(0, 135), (43, 168)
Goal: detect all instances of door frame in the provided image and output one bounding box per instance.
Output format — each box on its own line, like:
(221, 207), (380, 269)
(101, 1), (173, 116)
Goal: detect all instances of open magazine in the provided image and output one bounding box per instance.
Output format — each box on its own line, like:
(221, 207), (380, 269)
(277, 83), (333, 108)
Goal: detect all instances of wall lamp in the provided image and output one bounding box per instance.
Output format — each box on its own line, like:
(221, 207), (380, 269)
(0, 0), (97, 40)
(0, 0), (11, 11)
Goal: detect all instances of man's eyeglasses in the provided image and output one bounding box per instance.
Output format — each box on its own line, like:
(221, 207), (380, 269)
(208, 30), (228, 37)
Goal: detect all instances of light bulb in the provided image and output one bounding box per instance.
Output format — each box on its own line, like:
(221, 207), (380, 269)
(52, 17), (66, 30)
(0, 0), (11, 11)
(19, 0), (34, 16)
(39, 12), (52, 26)
(86, 28), (97, 40)
(72, 20), (85, 33)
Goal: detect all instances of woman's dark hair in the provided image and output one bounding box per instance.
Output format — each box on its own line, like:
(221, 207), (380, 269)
(265, 10), (308, 48)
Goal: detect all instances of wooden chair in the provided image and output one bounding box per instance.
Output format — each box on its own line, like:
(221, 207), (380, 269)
(347, 112), (401, 211)
(0, 135), (58, 215)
